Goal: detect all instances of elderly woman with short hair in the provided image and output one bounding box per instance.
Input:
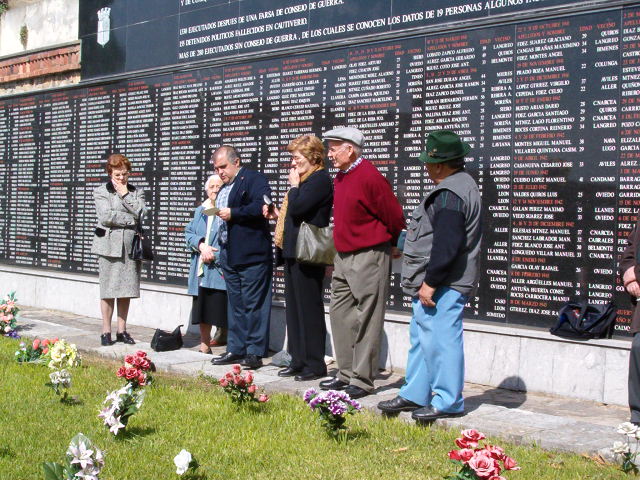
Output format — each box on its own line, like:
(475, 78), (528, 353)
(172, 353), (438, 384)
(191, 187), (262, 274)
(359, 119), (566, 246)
(92, 153), (146, 346)
(185, 174), (228, 353)
(264, 135), (333, 381)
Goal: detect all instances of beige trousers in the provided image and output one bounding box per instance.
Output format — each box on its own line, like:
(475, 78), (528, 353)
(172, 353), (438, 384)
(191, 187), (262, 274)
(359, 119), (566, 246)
(329, 243), (391, 392)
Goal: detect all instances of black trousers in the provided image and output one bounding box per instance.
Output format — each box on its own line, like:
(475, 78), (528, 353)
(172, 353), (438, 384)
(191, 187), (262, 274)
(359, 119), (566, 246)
(284, 258), (328, 375)
(630, 333), (640, 423)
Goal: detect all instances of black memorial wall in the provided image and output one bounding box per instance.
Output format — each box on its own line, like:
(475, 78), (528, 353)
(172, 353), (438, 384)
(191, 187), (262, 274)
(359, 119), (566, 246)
(2, 1), (640, 335)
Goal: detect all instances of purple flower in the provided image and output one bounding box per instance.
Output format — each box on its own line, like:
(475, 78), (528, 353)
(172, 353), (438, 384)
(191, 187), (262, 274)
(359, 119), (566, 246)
(5, 331), (20, 339)
(303, 388), (318, 403)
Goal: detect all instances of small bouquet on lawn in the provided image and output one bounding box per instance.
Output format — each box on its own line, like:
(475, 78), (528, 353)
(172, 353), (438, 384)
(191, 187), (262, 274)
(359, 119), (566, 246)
(174, 449), (199, 476)
(46, 369), (73, 403)
(303, 388), (362, 440)
(116, 350), (152, 388)
(43, 433), (104, 480)
(613, 422), (640, 474)
(15, 337), (57, 363)
(446, 429), (520, 480)
(0, 291), (20, 337)
(218, 364), (269, 405)
(98, 383), (146, 435)
(46, 339), (81, 370)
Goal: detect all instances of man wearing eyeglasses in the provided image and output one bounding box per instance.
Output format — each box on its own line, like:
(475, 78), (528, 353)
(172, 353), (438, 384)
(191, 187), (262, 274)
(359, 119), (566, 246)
(319, 126), (405, 399)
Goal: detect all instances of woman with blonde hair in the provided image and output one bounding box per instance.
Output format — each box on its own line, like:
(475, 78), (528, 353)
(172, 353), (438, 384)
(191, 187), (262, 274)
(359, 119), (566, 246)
(264, 135), (333, 381)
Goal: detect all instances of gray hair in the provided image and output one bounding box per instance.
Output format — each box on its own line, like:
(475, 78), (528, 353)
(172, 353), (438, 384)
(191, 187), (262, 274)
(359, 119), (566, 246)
(212, 145), (241, 165)
(205, 174), (221, 191)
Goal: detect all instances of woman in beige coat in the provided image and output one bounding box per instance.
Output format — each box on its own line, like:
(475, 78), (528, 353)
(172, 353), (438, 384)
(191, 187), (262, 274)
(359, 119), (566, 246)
(91, 154), (146, 346)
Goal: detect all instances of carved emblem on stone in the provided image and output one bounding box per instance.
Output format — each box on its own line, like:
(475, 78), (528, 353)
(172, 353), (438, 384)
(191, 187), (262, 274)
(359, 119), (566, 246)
(97, 7), (111, 46)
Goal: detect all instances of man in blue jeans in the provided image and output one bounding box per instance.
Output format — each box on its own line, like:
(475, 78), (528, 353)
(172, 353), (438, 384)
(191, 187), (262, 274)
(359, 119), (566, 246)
(377, 130), (482, 422)
(210, 145), (272, 370)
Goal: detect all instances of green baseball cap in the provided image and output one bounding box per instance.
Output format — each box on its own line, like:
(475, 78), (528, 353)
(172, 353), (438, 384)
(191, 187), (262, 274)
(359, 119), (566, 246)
(419, 130), (471, 163)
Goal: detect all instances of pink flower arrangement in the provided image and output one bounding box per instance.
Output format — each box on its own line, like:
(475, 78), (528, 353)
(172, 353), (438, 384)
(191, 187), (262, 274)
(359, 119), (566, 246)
(14, 336), (58, 363)
(446, 429), (520, 480)
(218, 364), (269, 405)
(0, 291), (20, 336)
(116, 351), (153, 388)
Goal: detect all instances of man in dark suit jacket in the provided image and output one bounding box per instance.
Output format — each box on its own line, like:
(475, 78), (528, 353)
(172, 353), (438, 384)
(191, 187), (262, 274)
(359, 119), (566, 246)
(210, 145), (273, 369)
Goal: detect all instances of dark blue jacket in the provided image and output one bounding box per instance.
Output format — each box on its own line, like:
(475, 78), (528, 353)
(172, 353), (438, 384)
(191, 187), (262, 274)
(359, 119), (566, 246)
(226, 168), (272, 267)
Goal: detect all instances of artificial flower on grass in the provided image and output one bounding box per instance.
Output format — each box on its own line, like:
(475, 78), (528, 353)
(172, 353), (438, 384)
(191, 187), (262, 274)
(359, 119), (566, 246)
(174, 449), (199, 476)
(46, 368), (73, 403)
(42, 433), (104, 480)
(218, 364), (269, 405)
(613, 422), (640, 474)
(0, 291), (20, 336)
(446, 429), (520, 480)
(46, 339), (81, 370)
(98, 383), (146, 435)
(117, 350), (153, 387)
(303, 388), (362, 440)
(15, 337), (58, 363)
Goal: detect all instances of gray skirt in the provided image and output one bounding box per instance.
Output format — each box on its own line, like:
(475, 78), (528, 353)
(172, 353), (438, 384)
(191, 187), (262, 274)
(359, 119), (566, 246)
(98, 246), (141, 299)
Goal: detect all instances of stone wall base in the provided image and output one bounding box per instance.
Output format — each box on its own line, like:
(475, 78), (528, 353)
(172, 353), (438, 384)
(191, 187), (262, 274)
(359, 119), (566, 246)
(0, 264), (629, 406)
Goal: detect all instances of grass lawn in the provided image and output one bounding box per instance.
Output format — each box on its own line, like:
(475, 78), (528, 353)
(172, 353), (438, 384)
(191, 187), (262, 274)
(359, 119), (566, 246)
(0, 336), (627, 480)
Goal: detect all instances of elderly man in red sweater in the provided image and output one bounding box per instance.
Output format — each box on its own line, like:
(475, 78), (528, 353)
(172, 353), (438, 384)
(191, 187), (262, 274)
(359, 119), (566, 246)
(319, 126), (405, 399)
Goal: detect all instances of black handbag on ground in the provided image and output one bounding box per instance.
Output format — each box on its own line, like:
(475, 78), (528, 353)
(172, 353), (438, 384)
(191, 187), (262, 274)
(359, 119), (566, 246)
(150, 325), (183, 352)
(295, 222), (336, 266)
(549, 300), (617, 339)
(129, 219), (154, 262)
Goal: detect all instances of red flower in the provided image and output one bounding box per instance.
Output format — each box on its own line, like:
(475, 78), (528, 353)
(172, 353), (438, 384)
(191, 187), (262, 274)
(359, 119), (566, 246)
(137, 372), (147, 385)
(42, 347), (49, 355)
(124, 354), (135, 365)
(489, 476), (506, 480)
(448, 448), (474, 462)
(225, 372), (234, 380)
(32, 339), (40, 350)
(455, 437), (471, 449)
(247, 384), (257, 394)
(485, 445), (505, 461)
(52, 337), (59, 344)
(116, 366), (127, 378)
(219, 378), (229, 387)
(468, 451), (500, 479)
(42, 339), (50, 347)
(502, 456), (520, 471)
(244, 371), (254, 384)
(125, 367), (139, 380)
(135, 350), (147, 358)
(232, 364), (242, 375)
(233, 375), (245, 387)
(460, 429), (486, 448)
(258, 394), (269, 402)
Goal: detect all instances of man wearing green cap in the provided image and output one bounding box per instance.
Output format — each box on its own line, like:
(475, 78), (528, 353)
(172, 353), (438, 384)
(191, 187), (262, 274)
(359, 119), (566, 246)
(377, 130), (482, 421)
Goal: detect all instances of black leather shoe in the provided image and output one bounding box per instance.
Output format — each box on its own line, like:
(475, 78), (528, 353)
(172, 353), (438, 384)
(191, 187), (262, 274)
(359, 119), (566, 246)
(116, 331), (135, 344)
(278, 367), (301, 377)
(411, 406), (464, 422)
(241, 354), (263, 369)
(319, 377), (348, 391)
(345, 385), (370, 399)
(211, 352), (245, 365)
(294, 372), (326, 382)
(377, 396), (421, 414)
(100, 333), (115, 346)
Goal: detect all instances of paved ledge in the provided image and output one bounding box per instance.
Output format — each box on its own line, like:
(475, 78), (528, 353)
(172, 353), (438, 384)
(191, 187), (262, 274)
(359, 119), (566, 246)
(13, 306), (628, 461)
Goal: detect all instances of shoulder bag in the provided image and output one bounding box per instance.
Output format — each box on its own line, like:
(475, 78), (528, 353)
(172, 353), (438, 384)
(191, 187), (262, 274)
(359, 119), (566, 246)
(150, 325), (183, 352)
(549, 300), (617, 339)
(295, 222), (336, 266)
(129, 218), (154, 262)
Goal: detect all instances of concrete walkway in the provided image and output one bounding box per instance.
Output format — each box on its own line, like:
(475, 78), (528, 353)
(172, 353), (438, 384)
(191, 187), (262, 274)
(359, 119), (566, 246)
(14, 305), (628, 460)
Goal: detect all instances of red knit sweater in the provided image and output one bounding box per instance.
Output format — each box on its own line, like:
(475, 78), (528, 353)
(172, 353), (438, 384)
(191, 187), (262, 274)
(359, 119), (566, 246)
(333, 159), (406, 253)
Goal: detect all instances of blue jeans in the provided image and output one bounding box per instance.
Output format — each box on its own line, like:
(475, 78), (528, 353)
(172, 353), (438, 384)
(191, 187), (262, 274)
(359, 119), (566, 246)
(399, 287), (466, 413)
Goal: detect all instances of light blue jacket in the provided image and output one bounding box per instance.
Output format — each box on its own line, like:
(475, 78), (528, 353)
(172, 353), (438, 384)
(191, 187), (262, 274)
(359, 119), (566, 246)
(185, 205), (226, 295)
